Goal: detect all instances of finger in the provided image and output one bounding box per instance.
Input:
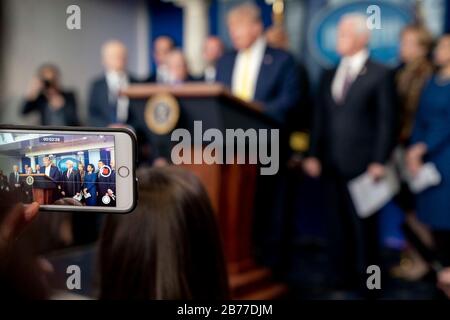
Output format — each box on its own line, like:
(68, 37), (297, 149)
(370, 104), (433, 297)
(0, 204), (25, 242)
(24, 202), (40, 222)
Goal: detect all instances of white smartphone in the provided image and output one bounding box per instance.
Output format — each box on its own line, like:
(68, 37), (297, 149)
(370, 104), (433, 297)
(0, 126), (137, 213)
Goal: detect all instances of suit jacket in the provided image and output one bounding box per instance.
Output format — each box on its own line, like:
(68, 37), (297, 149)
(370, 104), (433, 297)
(87, 74), (139, 127)
(40, 166), (62, 188)
(88, 74), (162, 163)
(309, 59), (397, 179)
(9, 172), (21, 189)
(97, 170), (115, 196)
(215, 46), (300, 124)
(22, 91), (79, 126)
(62, 170), (81, 197)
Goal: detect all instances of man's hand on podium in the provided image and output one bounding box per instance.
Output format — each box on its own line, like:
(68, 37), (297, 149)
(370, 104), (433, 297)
(367, 163), (386, 181)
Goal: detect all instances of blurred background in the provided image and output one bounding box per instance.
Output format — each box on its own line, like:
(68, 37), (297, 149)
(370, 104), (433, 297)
(0, 0), (447, 124)
(2, 0), (450, 301)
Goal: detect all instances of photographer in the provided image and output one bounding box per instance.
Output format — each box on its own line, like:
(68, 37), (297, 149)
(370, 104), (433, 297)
(22, 64), (80, 126)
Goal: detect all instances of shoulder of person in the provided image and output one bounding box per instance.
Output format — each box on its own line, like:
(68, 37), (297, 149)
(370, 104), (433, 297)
(218, 50), (237, 63)
(264, 46), (295, 64)
(90, 75), (107, 88)
(318, 67), (337, 83)
(61, 90), (77, 100)
(366, 59), (393, 77)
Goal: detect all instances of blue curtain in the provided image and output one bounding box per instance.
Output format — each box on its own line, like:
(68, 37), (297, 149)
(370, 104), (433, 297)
(148, 0), (183, 70)
(446, 0), (450, 32)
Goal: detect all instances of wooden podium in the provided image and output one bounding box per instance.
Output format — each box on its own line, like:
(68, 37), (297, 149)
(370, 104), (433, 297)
(123, 83), (287, 299)
(20, 174), (58, 205)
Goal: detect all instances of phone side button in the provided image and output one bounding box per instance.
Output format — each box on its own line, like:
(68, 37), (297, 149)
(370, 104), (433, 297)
(118, 166), (130, 178)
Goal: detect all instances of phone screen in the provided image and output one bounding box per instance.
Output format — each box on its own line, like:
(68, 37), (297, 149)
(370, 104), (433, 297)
(0, 131), (118, 208)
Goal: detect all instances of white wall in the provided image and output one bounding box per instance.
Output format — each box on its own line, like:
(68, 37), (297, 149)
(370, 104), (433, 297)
(0, 0), (149, 125)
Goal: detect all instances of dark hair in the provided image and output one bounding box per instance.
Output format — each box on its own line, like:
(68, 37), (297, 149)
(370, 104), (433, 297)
(98, 166), (229, 300)
(87, 164), (95, 172)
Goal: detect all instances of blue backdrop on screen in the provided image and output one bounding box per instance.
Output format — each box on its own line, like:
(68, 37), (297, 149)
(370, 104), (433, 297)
(307, 1), (413, 68)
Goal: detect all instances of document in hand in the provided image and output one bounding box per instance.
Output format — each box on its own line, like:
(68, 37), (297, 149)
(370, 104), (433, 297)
(408, 163), (441, 194)
(348, 166), (400, 219)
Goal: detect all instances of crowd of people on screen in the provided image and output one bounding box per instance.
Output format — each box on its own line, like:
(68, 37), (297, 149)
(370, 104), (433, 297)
(0, 157), (116, 207)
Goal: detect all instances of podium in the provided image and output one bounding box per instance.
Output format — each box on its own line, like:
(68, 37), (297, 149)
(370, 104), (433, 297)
(123, 83), (287, 299)
(20, 174), (58, 205)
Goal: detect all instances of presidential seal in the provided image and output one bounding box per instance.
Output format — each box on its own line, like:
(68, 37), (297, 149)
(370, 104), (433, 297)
(26, 175), (34, 186)
(145, 93), (180, 135)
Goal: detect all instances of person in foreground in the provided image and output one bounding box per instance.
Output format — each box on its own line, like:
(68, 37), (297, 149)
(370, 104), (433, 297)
(98, 166), (229, 300)
(0, 198), (47, 299)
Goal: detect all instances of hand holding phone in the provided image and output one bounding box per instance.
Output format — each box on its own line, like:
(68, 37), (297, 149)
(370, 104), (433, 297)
(0, 126), (137, 213)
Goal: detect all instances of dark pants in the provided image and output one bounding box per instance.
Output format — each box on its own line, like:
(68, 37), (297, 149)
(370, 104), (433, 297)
(433, 231), (450, 267)
(323, 172), (380, 293)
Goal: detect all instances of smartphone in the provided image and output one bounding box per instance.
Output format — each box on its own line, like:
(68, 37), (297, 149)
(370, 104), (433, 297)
(0, 125), (137, 213)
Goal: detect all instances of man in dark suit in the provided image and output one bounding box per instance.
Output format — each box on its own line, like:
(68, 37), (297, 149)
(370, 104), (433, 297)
(40, 157), (61, 181)
(202, 36), (224, 83)
(61, 160), (81, 198)
(88, 40), (139, 128)
(304, 14), (397, 294)
(146, 36), (175, 83)
(215, 3), (301, 268)
(40, 156), (62, 201)
(215, 2), (300, 124)
(22, 64), (79, 126)
(9, 165), (21, 190)
(8, 165), (22, 202)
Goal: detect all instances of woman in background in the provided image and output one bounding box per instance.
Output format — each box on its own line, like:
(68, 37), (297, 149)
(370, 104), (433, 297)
(98, 166), (229, 300)
(391, 24), (435, 280)
(82, 164), (97, 207)
(78, 163), (86, 185)
(397, 25), (434, 143)
(407, 34), (450, 270)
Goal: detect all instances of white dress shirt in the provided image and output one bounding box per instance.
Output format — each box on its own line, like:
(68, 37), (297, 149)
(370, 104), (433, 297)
(204, 65), (217, 83)
(232, 36), (267, 101)
(332, 49), (369, 103)
(156, 65), (170, 84)
(45, 165), (51, 177)
(105, 71), (130, 123)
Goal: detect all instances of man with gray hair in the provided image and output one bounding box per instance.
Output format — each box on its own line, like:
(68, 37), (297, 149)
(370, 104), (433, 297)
(88, 40), (138, 127)
(61, 160), (81, 198)
(216, 1), (300, 124)
(304, 13), (397, 295)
